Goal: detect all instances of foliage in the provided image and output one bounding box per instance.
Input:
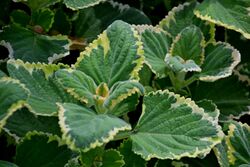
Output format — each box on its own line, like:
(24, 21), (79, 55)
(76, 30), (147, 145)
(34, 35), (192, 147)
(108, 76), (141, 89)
(0, 0), (249, 166)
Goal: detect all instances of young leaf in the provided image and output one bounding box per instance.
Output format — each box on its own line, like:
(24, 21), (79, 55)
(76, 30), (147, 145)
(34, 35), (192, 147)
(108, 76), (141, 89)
(51, 8), (71, 35)
(158, 2), (215, 42)
(63, 0), (106, 10)
(198, 42), (241, 82)
(119, 140), (147, 167)
(195, 0), (250, 39)
(73, 1), (151, 41)
(0, 24), (70, 63)
(55, 69), (97, 106)
(0, 77), (29, 129)
(136, 25), (172, 78)
(74, 20), (144, 87)
(10, 10), (30, 26)
(31, 9), (54, 32)
(13, 0), (60, 11)
(58, 103), (131, 152)
(7, 60), (72, 116)
(130, 90), (223, 160)
(3, 108), (61, 141)
(170, 25), (205, 66)
(0, 161), (18, 167)
(102, 149), (125, 167)
(192, 76), (250, 121)
(226, 122), (250, 166)
(15, 132), (72, 167)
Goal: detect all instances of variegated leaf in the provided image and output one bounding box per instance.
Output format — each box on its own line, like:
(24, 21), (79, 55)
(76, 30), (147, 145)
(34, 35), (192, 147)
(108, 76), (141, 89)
(58, 103), (131, 152)
(74, 20), (144, 87)
(63, 0), (106, 10)
(130, 90), (223, 160)
(0, 77), (29, 130)
(195, 0), (250, 39)
(158, 2), (215, 42)
(199, 42), (241, 82)
(7, 59), (73, 116)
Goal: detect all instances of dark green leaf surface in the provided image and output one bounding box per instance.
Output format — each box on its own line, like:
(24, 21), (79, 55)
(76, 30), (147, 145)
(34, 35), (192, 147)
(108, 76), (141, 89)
(31, 9), (54, 32)
(15, 132), (72, 167)
(0, 161), (18, 167)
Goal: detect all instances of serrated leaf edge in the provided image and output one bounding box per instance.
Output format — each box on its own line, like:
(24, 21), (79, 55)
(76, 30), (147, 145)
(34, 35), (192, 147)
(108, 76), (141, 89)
(64, 0), (106, 10)
(57, 103), (132, 152)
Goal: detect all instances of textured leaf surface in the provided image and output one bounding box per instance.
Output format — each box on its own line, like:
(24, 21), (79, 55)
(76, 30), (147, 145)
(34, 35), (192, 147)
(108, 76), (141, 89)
(102, 149), (125, 167)
(192, 76), (250, 120)
(105, 80), (144, 116)
(7, 60), (72, 116)
(195, 0), (250, 39)
(51, 8), (71, 35)
(0, 161), (18, 167)
(74, 20), (144, 87)
(58, 103), (131, 151)
(55, 69), (97, 106)
(3, 108), (61, 141)
(226, 122), (250, 166)
(130, 90), (223, 160)
(63, 0), (105, 10)
(15, 132), (72, 167)
(0, 24), (70, 63)
(137, 25), (172, 78)
(73, 1), (151, 41)
(119, 140), (146, 167)
(0, 77), (28, 129)
(213, 140), (230, 167)
(158, 2), (215, 42)
(31, 9), (54, 32)
(170, 25), (205, 66)
(199, 43), (241, 82)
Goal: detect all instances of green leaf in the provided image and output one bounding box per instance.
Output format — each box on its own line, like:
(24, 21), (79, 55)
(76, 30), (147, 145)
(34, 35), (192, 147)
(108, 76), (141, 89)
(0, 24), (70, 63)
(7, 60), (72, 116)
(194, 0), (250, 39)
(51, 8), (71, 35)
(55, 69), (97, 106)
(102, 149), (125, 167)
(119, 140), (146, 167)
(130, 90), (223, 160)
(192, 76), (250, 121)
(105, 80), (144, 116)
(196, 99), (219, 122)
(213, 140), (230, 167)
(0, 161), (18, 167)
(15, 132), (72, 167)
(0, 77), (29, 129)
(137, 25), (172, 78)
(31, 9), (54, 32)
(14, 0), (60, 11)
(235, 63), (250, 85)
(80, 147), (104, 166)
(158, 2), (215, 42)
(170, 25), (205, 66)
(198, 42), (241, 82)
(10, 10), (30, 26)
(73, 1), (151, 41)
(165, 55), (201, 73)
(64, 157), (81, 167)
(58, 103), (131, 151)
(226, 122), (250, 166)
(74, 20), (144, 87)
(0, 70), (6, 78)
(3, 108), (61, 141)
(63, 0), (106, 10)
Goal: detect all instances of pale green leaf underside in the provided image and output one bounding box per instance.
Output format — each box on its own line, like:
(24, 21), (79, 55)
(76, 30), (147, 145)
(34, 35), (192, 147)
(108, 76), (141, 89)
(194, 0), (250, 39)
(74, 1), (151, 42)
(131, 90), (223, 160)
(0, 77), (28, 129)
(170, 25), (205, 65)
(199, 42), (241, 82)
(7, 60), (72, 116)
(74, 20), (144, 87)
(63, 0), (106, 10)
(165, 55), (201, 73)
(193, 76), (250, 121)
(15, 132), (72, 167)
(158, 2), (215, 42)
(55, 69), (97, 106)
(226, 122), (250, 166)
(58, 103), (131, 152)
(138, 26), (172, 78)
(0, 24), (69, 63)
